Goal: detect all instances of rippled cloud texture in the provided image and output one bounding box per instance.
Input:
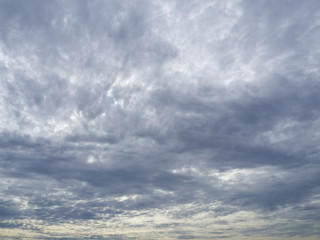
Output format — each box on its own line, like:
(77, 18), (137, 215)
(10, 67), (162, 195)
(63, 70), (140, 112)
(1, 0), (320, 239)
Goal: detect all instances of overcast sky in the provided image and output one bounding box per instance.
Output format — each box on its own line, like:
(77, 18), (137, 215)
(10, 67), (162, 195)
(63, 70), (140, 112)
(1, 0), (320, 239)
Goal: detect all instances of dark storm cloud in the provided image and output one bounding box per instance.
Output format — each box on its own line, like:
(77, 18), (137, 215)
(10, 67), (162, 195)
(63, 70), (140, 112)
(0, 0), (320, 239)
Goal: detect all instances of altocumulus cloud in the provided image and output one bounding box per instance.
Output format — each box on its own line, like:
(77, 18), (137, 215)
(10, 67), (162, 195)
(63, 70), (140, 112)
(0, 0), (320, 239)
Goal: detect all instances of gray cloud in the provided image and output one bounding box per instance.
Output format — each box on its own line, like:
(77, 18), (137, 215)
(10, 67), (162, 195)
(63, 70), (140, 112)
(1, 0), (320, 239)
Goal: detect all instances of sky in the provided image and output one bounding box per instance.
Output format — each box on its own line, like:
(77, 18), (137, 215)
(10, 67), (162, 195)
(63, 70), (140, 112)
(0, 0), (320, 239)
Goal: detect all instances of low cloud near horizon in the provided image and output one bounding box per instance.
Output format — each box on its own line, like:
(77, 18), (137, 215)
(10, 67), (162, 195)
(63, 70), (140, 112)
(1, 0), (320, 239)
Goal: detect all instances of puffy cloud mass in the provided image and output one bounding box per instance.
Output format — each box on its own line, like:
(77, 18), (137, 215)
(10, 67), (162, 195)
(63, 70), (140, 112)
(1, 0), (320, 239)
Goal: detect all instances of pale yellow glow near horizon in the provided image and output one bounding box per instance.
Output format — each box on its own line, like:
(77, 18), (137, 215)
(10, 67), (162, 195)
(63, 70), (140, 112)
(1, 227), (320, 240)
(1, 202), (319, 240)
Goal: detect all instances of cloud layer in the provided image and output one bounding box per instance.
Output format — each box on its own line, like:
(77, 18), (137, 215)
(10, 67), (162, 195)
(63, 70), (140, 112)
(1, 0), (320, 239)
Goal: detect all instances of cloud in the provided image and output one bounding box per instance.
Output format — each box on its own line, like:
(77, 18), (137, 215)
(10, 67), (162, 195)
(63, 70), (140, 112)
(0, 0), (320, 239)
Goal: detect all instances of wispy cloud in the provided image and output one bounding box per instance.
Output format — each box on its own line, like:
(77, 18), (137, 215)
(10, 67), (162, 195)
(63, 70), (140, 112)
(1, 0), (320, 239)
